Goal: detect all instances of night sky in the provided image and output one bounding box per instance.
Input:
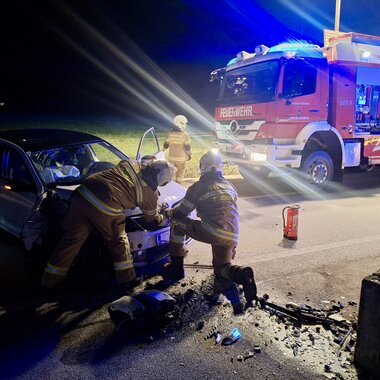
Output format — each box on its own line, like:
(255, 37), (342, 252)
(1, 0), (380, 125)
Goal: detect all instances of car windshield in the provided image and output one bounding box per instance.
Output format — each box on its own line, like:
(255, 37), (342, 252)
(217, 60), (279, 105)
(27, 141), (128, 185)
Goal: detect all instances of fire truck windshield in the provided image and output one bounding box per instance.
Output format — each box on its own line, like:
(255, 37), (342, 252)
(217, 60), (279, 106)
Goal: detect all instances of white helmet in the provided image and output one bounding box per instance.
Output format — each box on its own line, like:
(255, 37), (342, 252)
(173, 115), (188, 129)
(148, 160), (176, 186)
(199, 151), (224, 174)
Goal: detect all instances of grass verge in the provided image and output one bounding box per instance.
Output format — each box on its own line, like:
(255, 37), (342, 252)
(0, 118), (239, 178)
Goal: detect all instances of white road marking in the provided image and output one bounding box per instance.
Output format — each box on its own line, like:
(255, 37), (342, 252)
(252, 234), (380, 263)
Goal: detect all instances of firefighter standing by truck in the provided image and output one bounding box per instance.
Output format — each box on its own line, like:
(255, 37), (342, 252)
(41, 159), (176, 291)
(161, 151), (257, 313)
(163, 115), (192, 184)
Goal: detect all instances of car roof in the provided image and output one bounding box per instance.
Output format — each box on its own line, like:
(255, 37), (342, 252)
(0, 128), (104, 151)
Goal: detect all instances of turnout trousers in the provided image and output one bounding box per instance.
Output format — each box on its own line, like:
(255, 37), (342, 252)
(169, 216), (236, 278)
(41, 194), (136, 288)
(169, 160), (186, 184)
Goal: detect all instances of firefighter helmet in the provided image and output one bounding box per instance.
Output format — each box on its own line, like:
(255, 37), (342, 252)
(173, 115), (188, 129)
(148, 160), (176, 186)
(199, 151), (223, 174)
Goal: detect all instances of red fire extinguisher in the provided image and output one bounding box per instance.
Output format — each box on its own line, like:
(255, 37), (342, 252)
(282, 205), (300, 240)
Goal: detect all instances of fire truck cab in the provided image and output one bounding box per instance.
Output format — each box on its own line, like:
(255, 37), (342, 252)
(211, 31), (380, 186)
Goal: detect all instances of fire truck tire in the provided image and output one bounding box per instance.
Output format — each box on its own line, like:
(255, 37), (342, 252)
(301, 151), (333, 186)
(238, 165), (270, 181)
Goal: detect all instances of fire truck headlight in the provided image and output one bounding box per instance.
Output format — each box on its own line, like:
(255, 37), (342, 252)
(211, 148), (219, 155)
(251, 152), (267, 162)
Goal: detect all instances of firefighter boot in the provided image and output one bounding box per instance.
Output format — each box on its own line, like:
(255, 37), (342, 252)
(222, 282), (244, 315)
(116, 276), (144, 293)
(212, 276), (244, 315)
(161, 256), (185, 285)
(221, 265), (258, 308)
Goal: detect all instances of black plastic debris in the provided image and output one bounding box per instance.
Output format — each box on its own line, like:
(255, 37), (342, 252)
(221, 327), (241, 346)
(196, 321), (205, 331)
(253, 345), (261, 353)
(134, 289), (176, 315)
(108, 289), (176, 334)
(203, 324), (218, 339)
(108, 296), (146, 331)
(244, 350), (254, 360)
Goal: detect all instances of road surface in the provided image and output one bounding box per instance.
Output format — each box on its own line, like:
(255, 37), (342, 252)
(1, 169), (380, 379)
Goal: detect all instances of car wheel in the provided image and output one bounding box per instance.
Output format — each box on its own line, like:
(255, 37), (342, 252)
(238, 165), (271, 181)
(301, 151), (334, 186)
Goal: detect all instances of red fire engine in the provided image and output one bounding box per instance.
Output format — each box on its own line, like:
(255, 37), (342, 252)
(210, 31), (380, 186)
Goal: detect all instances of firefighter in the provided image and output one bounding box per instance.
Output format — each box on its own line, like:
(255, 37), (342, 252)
(161, 151), (257, 312)
(41, 159), (176, 291)
(163, 115), (192, 183)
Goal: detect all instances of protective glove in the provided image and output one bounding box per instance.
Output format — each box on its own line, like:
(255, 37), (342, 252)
(156, 213), (166, 224)
(163, 207), (174, 218)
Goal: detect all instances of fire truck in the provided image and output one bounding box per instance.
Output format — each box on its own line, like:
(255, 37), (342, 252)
(210, 31), (380, 186)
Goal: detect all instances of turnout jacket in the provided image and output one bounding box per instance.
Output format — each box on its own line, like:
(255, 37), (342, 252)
(163, 128), (192, 163)
(170, 172), (239, 245)
(77, 159), (160, 222)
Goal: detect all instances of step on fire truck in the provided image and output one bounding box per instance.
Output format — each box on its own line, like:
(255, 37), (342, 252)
(210, 30), (380, 186)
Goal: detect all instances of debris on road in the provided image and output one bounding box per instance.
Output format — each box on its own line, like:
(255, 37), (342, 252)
(0, 270), (359, 380)
(221, 327), (241, 346)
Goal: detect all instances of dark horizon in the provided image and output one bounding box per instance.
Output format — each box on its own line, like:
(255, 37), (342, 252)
(1, 0), (380, 125)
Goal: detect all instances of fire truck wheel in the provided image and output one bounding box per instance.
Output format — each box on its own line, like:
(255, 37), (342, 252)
(238, 165), (270, 181)
(301, 151), (333, 186)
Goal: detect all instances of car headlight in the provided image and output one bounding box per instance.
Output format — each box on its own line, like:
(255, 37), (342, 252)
(250, 152), (267, 162)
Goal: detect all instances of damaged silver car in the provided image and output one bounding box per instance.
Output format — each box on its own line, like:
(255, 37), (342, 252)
(0, 127), (188, 285)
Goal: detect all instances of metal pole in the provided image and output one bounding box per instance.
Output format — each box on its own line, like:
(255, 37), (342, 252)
(334, 0), (341, 31)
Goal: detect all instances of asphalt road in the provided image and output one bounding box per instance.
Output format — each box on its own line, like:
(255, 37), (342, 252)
(190, 170), (380, 314)
(1, 169), (380, 379)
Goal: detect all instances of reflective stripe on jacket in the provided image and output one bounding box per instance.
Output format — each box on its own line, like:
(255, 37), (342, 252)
(172, 172), (239, 245)
(118, 160), (143, 205)
(45, 263), (69, 276)
(164, 129), (191, 162)
(113, 258), (134, 271)
(78, 159), (160, 223)
(77, 185), (125, 216)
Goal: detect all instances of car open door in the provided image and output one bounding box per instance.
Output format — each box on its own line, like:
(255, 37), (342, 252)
(0, 142), (44, 248)
(134, 126), (187, 210)
(136, 127), (165, 162)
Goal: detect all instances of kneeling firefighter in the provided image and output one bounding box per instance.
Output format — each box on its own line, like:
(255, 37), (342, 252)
(162, 151), (257, 311)
(41, 159), (176, 291)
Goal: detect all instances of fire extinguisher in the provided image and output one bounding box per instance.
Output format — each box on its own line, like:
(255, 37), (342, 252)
(282, 205), (300, 240)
